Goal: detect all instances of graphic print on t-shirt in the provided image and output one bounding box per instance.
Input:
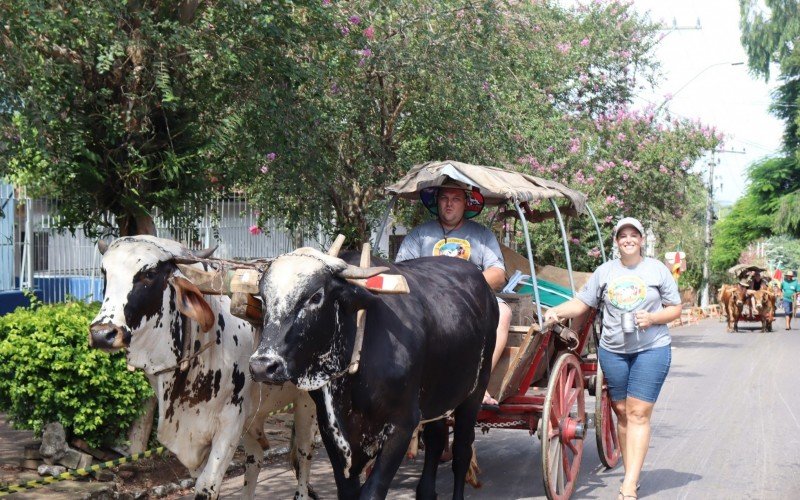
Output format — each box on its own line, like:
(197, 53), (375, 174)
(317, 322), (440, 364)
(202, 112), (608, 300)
(432, 237), (472, 260)
(607, 274), (647, 311)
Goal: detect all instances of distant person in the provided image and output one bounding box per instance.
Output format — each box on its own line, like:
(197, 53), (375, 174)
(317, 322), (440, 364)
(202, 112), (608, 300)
(748, 270), (766, 291)
(396, 180), (511, 409)
(544, 217), (681, 500)
(781, 271), (799, 330)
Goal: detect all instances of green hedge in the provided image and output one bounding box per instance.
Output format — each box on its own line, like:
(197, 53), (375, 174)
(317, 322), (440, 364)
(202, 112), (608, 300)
(0, 299), (153, 448)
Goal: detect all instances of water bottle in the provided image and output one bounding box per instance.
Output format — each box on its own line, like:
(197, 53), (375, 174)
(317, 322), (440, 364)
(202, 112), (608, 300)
(621, 311), (637, 334)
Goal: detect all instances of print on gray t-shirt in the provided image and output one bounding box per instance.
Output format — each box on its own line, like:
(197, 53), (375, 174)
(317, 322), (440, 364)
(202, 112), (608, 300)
(577, 257), (681, 354)
(395, 220), (505, 272)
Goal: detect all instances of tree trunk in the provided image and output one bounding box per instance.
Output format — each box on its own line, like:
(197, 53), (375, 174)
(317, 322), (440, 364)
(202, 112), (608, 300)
(118, 213), (157, 236)
(127, 396), (157, 454)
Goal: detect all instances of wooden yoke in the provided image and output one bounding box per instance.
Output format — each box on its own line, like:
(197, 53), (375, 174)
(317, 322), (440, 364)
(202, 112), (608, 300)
(176, 262), (266, 326)
(174, 235), (410, 335)
(349, 243), (371, 374)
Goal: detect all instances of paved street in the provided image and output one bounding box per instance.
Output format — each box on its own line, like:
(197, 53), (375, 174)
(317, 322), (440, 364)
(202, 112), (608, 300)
(214, 317), (800, 499)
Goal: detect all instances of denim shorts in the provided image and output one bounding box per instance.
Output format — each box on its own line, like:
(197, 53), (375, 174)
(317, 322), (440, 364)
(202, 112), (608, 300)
(783, 299), (793, 314)
(598, 345), (671, 403)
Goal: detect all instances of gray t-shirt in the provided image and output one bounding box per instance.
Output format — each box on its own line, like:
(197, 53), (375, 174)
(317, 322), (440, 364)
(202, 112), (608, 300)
(395, 220), (505, 272)
(577, 257), (681, 354)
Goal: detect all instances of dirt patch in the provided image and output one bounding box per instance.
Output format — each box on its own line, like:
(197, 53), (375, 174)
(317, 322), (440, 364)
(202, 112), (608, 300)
(1, 414), (296, 499)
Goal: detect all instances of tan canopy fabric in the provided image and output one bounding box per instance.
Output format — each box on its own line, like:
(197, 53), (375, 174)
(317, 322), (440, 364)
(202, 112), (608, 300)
(385, 160), (588, 213)
(727, 264), (767, 278)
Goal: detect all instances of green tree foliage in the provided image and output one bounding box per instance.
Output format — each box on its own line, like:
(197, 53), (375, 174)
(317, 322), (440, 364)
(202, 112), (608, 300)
(711, 193), (773, 273)
(764, 235), (800, 272)
(0, 1), (286, 236)
(0, 300), (152, 447)
(246, 0), (720, 245)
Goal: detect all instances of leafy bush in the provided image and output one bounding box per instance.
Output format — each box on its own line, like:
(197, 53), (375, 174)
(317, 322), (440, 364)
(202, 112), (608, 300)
(0, 300), (153, 448)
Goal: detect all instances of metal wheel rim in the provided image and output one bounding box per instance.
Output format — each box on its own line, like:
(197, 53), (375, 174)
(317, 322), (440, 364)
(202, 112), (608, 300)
(541, 353), (586, 500)
(594, 362), (621, 469)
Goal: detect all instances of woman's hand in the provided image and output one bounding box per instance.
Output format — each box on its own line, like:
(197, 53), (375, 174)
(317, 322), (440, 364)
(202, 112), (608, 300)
(635, 310), (653, 329)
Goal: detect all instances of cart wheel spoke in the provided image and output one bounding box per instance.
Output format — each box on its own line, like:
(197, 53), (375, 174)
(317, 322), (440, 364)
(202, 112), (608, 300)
(594, 362), (621, 469)
(542, 353), (585, 500)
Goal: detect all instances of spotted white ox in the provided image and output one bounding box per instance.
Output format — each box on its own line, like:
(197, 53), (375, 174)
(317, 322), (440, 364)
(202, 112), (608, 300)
(88, 236), (317, 500)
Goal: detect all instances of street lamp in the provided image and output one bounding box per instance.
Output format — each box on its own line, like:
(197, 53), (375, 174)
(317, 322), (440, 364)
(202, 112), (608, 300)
(657, 61), (744, 111)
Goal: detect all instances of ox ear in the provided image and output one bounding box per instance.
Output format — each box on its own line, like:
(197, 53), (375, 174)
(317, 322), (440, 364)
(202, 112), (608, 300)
(171, 276), (216, 332)
(97, 240), (109, 255)
(333, 280), (379, 314)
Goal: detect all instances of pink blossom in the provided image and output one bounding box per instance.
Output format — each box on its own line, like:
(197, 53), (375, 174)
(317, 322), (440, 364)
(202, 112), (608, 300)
(322, 0), (331, 5)
(569, 137), (581, 153)
(605, 195), (617, 205)
(340, 25), (350, 35)
(588, 247), (601, 258)
(361, 47), (373, 58)
(620, 50), (632, 59)
(210, 176), (218, 183)
(659, 165), (668, 174)
(260, 165), (269, 174)
(556, 42), (571, 54)
(570, 237), (580, 244)
(580, 38), (590, 47)
(249, 225), (262, 235)
(363, 26), (375, 39)
(604, 215), (614, 223)
(349, 15), (361, 25)
(617, 133), (626, 141)
(266, 152), (276, 161)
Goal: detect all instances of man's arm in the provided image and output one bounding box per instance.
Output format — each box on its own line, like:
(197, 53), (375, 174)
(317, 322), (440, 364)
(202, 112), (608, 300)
(483, 266), (506, 291)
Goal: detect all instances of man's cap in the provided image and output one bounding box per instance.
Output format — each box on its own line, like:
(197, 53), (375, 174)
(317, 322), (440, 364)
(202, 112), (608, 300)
(612, 217), (645, 240)
(420, 180), (485, 219)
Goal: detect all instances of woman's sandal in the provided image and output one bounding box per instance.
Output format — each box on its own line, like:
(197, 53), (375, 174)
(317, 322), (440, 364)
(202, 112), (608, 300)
(618, 487), (638, 499)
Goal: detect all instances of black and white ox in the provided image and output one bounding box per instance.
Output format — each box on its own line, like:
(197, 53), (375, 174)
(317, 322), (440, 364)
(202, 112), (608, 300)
(88, 236), (317, 499)
(249, 248), (498, 499)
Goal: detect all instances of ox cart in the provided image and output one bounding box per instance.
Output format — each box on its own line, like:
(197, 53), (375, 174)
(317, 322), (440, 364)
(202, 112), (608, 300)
(178, 160), (619, 499)
(379, 161), (620, 499)
(721, 264), (776, 332)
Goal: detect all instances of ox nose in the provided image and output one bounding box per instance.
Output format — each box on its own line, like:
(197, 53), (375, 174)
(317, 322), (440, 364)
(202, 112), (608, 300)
(88, 323), (126, 350)
(249, 354), (289, 384)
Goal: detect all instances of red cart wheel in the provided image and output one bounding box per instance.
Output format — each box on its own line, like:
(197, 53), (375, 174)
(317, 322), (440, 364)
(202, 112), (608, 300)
(594, 362), (621, 468)
(541, 353), (586, 500)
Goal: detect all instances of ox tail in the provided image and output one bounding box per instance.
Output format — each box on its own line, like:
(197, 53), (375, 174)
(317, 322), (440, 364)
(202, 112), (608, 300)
(289, 421), (298, 477)
(465, 443), (482, 489)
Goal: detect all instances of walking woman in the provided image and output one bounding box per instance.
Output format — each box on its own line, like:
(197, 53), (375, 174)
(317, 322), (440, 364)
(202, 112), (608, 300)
(544, 217), (682, 500)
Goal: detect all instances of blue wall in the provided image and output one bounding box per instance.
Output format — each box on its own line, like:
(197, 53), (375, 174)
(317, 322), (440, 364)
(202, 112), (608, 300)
(0, 289), (43, 315)
(1, 276), (103, 316)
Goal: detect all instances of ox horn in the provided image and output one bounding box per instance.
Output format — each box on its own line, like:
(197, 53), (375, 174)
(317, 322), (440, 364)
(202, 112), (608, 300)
(327, 234), (346, 257)
(338, 265), (390, 279)
(192, 245), (218, 259)
(97, 240), (109, 255)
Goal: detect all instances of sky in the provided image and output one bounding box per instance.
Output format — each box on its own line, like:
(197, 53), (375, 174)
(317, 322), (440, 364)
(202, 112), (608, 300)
(630, 0), (784, 204)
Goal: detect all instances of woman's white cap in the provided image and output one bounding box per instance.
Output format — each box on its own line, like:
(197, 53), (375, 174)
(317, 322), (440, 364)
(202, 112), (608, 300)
(613, 217), (645, 240)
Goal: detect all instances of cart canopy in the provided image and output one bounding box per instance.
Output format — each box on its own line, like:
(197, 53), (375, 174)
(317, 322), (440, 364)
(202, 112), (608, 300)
(727, 264), (767, 278)
(385, 160), (587, 213)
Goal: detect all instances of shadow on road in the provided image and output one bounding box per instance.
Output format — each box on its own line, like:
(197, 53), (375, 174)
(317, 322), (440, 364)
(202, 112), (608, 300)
(671, 339), (737, 349)
(639, 468), (702, 496)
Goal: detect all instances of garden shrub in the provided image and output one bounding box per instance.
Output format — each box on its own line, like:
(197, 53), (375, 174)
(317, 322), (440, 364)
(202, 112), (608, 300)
(0, 300), (153, 448)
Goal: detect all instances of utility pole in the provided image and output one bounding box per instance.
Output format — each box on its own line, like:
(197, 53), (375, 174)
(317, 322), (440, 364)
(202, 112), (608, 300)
(700, 156), (715, 308)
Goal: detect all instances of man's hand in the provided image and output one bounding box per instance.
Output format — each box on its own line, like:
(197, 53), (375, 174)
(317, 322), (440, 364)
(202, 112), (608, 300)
(544, 308), (561, 324)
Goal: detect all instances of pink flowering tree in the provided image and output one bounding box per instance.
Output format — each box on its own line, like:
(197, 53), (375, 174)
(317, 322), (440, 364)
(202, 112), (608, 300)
(244, 0), (722, 254)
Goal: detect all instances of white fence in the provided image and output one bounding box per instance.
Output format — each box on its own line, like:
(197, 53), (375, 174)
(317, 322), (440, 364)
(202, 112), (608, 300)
(0, 191), (325, 303)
